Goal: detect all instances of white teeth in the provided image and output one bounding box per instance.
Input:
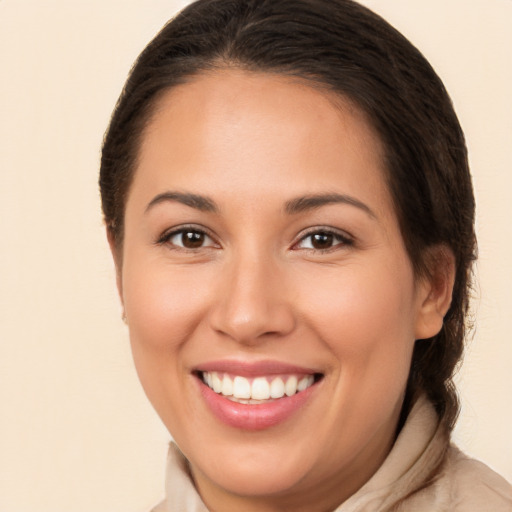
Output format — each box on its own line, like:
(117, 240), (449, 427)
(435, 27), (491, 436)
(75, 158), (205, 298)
(201, 371), (316, 401)
(251, 377), (270, 400)
(298, 375), (314, 392)
(285, 375), (298, 397)
(233, 376), (251, 399)
(270, 377), (285, 399)
(297, 376), (308, 392)
(221, 374), (233, 396)
(212, 373), (222, 393)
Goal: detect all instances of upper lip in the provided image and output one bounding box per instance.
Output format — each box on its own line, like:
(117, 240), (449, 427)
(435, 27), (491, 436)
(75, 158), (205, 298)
(194, 359), (321, 377)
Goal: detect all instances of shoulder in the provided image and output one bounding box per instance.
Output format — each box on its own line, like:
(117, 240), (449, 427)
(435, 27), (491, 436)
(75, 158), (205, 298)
(395, 443), (512, 512)
(439, 444), (512, 511)
(149, 500), (167, 512)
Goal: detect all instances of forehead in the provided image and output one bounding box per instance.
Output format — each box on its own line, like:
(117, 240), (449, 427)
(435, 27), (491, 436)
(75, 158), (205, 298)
(131, 70), (392, 218)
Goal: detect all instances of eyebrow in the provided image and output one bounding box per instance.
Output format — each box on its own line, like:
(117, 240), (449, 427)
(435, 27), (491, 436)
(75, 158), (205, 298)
(145, 191), (219, 213)
(145, 190), (375, 218)
(284, 193), (375, 218)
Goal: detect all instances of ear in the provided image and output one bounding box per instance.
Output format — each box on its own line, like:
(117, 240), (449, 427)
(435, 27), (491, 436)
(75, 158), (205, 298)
(106, 227), (124, 308)
(414, 245), (456, 340)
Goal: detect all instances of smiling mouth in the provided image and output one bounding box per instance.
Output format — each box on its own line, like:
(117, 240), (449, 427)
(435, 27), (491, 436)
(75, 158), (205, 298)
(197, 371), (323, 404)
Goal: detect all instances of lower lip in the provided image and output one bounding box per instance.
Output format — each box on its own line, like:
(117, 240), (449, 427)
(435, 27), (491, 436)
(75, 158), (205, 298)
(197, 377), (319, 430)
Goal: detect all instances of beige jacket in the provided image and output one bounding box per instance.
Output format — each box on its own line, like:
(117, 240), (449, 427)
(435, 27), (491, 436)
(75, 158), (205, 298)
(152, 397), (512, 511)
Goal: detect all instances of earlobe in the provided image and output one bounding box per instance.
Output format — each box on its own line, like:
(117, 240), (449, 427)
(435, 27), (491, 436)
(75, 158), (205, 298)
(414, 246), (456, 340)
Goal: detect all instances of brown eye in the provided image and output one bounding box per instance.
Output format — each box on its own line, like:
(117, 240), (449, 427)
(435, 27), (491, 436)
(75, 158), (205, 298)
(181, 231), (205, 248)
(311, 232), (334, 249)
(295, 229), (353, 251)
(163, 228), (217, 250)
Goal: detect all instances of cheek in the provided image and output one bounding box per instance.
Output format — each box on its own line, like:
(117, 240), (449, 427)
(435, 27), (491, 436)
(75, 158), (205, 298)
(300, 261), (417, 379)
(122, 258), (210, 352)
(120, 258), (214, 424)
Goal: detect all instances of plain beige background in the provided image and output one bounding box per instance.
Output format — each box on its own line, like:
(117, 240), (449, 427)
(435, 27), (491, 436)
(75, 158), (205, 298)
(0, 1), (511, 511)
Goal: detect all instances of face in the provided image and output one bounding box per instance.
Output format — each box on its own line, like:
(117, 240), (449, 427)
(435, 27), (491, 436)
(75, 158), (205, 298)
(117, 71), (439, 511)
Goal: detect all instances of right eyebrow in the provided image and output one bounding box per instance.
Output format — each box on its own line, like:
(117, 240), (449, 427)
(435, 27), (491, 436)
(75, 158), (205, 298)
(284, 193), (376, 219)
(145, 191), (219, 214)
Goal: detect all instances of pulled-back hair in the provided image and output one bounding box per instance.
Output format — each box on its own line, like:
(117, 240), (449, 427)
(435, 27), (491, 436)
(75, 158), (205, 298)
(100, 0), (476, 430)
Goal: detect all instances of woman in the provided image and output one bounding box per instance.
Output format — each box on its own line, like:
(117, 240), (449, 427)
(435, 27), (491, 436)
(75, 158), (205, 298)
(100, 0), (512, 510)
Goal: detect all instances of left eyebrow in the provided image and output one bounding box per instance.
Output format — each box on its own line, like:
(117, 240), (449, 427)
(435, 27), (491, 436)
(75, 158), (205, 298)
(145, 191), (219, 214)
(284, 193), (376, 218)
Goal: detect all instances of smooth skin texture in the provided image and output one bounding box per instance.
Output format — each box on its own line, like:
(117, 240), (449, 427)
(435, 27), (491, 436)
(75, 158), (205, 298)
(111, 71), (454, 512)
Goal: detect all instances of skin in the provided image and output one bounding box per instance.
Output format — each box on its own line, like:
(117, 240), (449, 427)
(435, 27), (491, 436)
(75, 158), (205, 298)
(110, 70), (453, 512)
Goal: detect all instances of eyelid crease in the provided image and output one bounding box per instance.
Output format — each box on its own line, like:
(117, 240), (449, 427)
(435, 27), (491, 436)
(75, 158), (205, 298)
(296, 225), (354, 241)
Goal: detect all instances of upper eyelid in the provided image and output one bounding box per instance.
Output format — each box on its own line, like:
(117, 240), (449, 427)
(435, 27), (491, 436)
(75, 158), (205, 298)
(292, 227), (354, 250)
(296, 226), (353, 241)
(157, 224), (219, 245)
(156, 224), (353, 247)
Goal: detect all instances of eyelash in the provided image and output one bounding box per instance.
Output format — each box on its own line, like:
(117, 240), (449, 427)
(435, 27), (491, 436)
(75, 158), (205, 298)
(156, 225), (218, 251)
(293, 228), (354, 253)
(156, 226), (354, 253)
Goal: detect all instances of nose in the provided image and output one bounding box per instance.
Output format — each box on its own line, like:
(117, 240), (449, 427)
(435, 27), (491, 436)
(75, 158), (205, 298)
(208, 250), (296, 344)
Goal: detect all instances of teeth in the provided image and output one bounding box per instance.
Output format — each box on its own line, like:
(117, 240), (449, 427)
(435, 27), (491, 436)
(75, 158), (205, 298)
(251, 377), (270, 400)
(212, 373), (222, 393)
(233, 376), (251, 399)
(285, 375), (298, 397)
(270, 377), (285, 399)
(221, 374), (233, 396)
(298, 375), (314, 392)
(201, 371), (316, 401)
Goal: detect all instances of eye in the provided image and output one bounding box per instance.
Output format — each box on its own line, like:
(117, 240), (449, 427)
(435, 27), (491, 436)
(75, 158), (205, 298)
(294, 229), (353, 251)
(158, 227), (218, 250)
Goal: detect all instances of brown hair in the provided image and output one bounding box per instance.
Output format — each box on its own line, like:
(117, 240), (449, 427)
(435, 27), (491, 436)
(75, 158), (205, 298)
(100, 0), (476, 430)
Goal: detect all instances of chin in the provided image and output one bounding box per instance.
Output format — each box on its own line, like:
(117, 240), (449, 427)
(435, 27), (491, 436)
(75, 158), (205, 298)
(190, 447), (315, 498)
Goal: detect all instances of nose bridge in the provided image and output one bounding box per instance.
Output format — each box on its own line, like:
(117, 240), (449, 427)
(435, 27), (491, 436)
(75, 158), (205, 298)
(209, 243), (295, 343)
